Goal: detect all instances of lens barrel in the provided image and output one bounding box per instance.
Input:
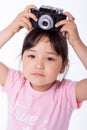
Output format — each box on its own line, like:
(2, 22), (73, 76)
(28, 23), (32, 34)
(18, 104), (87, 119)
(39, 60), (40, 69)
(38, 15), (54, 30)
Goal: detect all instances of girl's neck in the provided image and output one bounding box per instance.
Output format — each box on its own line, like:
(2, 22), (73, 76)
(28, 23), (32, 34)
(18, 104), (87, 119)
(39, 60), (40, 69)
(30, 81), (56, 92)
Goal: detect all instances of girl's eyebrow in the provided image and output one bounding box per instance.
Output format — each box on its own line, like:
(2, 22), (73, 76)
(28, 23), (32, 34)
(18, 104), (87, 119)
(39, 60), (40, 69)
(28, 49), (57, 55)
(46, 51), (57, 56)
(28, 49), (36, 52)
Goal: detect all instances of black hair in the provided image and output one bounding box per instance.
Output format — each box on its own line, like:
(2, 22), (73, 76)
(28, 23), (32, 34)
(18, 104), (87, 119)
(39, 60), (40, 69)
(21, 29), (68, 65)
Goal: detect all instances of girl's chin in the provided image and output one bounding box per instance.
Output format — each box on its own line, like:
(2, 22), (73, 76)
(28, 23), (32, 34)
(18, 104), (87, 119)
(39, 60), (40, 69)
(30, 82), (55, 91)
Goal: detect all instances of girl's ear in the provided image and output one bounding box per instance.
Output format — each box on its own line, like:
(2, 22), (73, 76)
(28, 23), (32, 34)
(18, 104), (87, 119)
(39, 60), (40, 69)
(60, 59), (69, 74)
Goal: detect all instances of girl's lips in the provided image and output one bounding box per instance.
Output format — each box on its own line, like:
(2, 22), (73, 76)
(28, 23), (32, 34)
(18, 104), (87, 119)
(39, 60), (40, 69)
(32, 73), (45, 77)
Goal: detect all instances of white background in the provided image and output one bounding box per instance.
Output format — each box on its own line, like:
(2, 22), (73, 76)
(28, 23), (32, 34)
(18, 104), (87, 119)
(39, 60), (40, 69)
(0, 0), (87, 130)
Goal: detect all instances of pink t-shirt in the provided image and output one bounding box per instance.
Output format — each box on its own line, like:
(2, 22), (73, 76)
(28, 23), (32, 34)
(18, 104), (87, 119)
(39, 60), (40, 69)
(2, 68), (81, 130)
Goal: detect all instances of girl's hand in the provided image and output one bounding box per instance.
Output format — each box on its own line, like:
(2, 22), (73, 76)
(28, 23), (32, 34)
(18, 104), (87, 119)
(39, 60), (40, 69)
(55, 12), (81, 46)
(9, 5), (38, 33)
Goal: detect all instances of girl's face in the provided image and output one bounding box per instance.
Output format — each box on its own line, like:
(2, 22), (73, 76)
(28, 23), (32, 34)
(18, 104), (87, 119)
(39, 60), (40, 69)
(22, 36), (64, 91)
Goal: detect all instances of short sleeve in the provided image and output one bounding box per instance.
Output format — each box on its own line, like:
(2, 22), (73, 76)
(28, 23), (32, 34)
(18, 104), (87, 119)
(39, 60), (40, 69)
(1, 68), (24, 95)
(61, 79), (82, 109)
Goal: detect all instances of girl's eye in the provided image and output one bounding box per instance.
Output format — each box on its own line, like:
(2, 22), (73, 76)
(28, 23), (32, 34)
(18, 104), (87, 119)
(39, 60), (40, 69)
(28, 55), (35, 58)
(47, 57), (55, 61)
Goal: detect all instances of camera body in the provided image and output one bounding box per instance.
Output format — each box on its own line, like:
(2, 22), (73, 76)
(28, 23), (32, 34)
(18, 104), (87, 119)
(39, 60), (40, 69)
(30, 5), (66, 31)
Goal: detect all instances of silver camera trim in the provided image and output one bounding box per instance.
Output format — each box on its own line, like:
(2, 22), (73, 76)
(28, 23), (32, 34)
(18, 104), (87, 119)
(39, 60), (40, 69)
(41, 5), (63, 14)
(38, 15), (54, 30)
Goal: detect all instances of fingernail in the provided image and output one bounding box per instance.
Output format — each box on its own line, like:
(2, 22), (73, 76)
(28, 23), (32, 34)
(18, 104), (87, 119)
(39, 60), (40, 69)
(35, 18), (38, 21)
(55, 24), (57, 27)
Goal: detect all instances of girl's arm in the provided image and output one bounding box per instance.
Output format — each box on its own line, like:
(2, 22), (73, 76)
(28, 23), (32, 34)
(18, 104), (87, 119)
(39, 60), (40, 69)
(0, 5), (37, 87)
(0, 25), (15, 48)
(71, 38), (87, 69)
(76, 78), (87, 102)
(55, 12), (87, 102)
(55, 12), (87, 69)
(0, 5), (37, 48)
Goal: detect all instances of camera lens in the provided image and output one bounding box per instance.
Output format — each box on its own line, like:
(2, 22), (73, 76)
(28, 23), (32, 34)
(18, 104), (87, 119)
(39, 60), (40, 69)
(38, 15), (54, 30)
(42, 21), (48, 26)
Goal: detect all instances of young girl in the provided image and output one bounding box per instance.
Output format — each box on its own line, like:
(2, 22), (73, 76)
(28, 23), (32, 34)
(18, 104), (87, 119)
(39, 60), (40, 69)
(0, 5), (87, 130)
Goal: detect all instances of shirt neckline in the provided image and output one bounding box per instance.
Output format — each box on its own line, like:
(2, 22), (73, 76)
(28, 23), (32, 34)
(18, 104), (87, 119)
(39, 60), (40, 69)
(25, 80), (60, 96)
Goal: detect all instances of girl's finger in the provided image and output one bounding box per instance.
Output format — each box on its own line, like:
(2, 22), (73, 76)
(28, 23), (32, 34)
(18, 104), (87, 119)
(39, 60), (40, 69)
(22, 11), (38, 21)
(23, 6), (38, 21)
(24, 5), (37, 12)
(55, 20), (68, 27)
(63, 12), (75, 21)
(21, 17), (33, 30)
(28, 12), (38, 21)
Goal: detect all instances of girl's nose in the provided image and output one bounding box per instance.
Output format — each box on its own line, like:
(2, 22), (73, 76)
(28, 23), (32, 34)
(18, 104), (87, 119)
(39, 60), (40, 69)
(35, 60), (44, 69)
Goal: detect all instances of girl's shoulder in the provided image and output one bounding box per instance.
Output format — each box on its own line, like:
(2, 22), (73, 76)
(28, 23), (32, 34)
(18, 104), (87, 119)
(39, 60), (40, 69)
(7, 68), (24, 82)
(55, 79), (77, 89)
(2, 68), (26, 93)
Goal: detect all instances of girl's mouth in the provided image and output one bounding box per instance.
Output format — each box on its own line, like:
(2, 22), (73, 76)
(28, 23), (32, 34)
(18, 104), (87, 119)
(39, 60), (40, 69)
(32, 73), (45, 77)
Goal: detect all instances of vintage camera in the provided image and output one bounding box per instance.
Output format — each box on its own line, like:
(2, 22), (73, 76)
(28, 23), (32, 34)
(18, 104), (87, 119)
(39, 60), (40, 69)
(30, 5), (66, 31)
